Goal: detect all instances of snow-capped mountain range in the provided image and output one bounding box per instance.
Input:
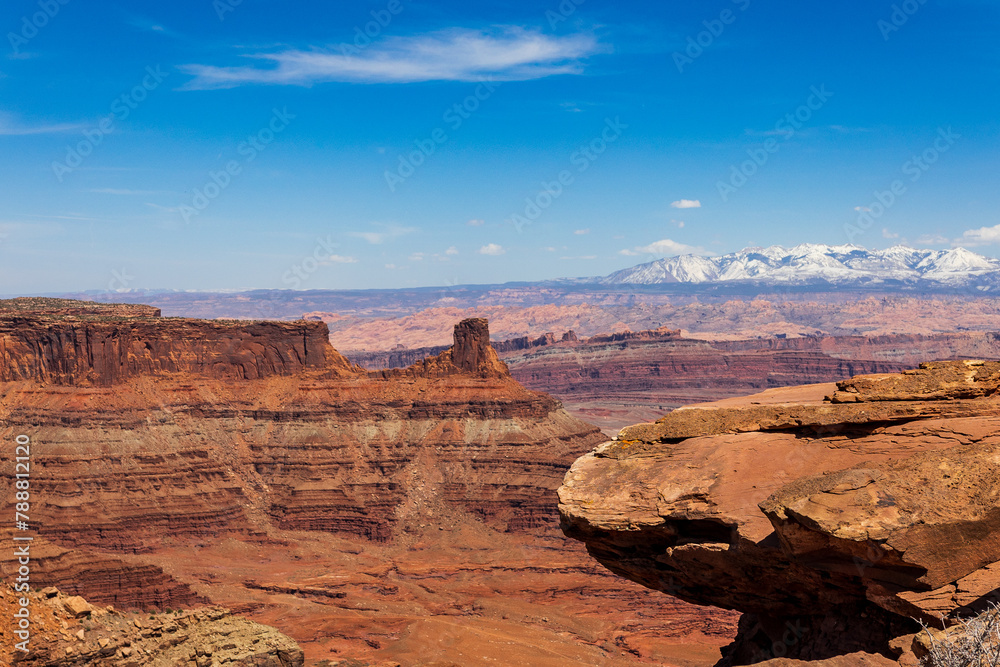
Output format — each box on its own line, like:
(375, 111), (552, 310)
(601, 244), (1000, 288)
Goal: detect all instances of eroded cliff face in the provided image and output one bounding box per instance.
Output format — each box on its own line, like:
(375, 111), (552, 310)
(0, 308), (600, 575)
(503, 330), (1000, 406)
(0, 298), (355, 385)
(4, 303), (700, 664)
(559, 360), (1000, 665)
(502, 329), (1000, 432)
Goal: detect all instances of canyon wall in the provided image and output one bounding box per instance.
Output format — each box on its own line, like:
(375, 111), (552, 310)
(0, 312), (600, 566)
(506, 330), (1000, 407)
(0, 315), (349, 385)
(350, 328), (1000, 433)
(4, 303), (732, 664)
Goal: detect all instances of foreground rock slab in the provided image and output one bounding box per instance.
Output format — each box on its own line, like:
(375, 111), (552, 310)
(559, 361), (1000, 665)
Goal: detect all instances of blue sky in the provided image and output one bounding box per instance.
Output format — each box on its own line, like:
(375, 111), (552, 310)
(1, 0), (998, 293)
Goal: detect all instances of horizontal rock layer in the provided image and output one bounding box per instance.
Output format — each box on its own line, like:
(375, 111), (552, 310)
(505, 332), (1000, 407)
(0, 374), (603, 599)
(0, 311), (604, 615)
(0, 316), (349, 385)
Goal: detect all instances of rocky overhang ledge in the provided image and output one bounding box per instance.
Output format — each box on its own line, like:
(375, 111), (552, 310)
(559, 360), (1000, 665)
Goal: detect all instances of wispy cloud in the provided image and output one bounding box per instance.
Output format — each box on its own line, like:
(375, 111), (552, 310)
(0, 112), (82, 136)
(670, 199), (701, 209)
(620, 238), (706, 256)
(479, 243), (505, 256)
(326, 254), (358, 264)
(181, 27), (601, 89)
(349, 224), (417, 244)
(573, 228), (590, 235)
(466, 218), (486, 227)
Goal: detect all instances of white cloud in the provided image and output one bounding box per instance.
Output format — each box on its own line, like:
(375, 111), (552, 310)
(670, 199), (701, 209)
(479, 243), (505, 256)
(620, 238), (706, 257)
(327, 254), (358, 264)
(954, 224), (1000, 247)
(445, 246), (459, 256)
(560, 255), (597, 260)
(466, 218), (486, 227)
(574, 228), (590, 235)
(881, 228), (900, 240)
(349, 224), (417, 245)
(854, 206), (872, 212)
(181, 27), (601, 89)
(409, 252), (425, 261)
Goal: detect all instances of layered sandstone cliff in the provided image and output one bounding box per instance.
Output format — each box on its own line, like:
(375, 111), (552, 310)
(559, 360), (1000, 665)
(0, 306), (601, 571)
(4, 302), (695, 663)
(502, 329), (1000, 408)
(0, 298), (355, 385)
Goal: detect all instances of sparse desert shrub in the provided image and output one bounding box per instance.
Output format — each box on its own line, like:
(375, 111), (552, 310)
(922, 604), (1000, 666)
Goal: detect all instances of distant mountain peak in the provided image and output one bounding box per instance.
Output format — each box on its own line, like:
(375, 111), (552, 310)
(601, 244), (1000, 288)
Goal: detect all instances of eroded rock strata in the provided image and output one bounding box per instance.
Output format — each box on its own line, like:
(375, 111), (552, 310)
(1, 301), (737, 664)
(0, 298), (352, 386)
(559, 360), (1000, 665)
(350, 327), (1000, 433)
(503, 329), (1000, 412)
(0, 305), (601, 579)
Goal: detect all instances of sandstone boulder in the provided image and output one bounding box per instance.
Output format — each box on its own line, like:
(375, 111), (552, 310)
(62, 595), (94, 618)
